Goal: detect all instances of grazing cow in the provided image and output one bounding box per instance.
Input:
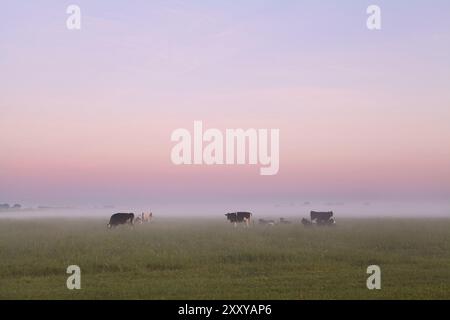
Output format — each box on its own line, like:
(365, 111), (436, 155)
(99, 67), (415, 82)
(310, 211), (333, 224)
(225, 212), (252, 227)
(301, 218), (312, 226)
(141, 212), (153, 223)
(107, 213), (134, 228)
(305, 211), (336, 226)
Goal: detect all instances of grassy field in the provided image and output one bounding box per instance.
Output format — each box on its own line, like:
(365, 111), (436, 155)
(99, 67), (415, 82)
(0, 217), (449, 299)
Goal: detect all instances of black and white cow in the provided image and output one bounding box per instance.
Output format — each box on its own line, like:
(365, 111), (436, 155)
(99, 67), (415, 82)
(225, 212), (252, 227)
(310, 211), (335, 225)
(107, 213), (134, 228)
(301, 212), (336, 227)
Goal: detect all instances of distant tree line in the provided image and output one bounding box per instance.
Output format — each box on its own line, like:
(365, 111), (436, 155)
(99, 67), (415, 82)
(0, 203), (22, 210)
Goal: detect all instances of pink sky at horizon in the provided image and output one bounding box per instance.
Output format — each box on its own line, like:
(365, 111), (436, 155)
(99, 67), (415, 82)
(2, 85), (449, 206)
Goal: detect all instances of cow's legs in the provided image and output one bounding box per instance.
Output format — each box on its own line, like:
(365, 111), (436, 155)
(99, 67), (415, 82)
(234, 222), (237, 228)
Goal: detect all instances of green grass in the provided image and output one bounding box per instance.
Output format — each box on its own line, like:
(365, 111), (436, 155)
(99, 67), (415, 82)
(0, 218), (449, 299)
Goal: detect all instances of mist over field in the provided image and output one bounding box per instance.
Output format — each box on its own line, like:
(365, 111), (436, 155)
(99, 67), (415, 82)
(1, 201), (449, 219)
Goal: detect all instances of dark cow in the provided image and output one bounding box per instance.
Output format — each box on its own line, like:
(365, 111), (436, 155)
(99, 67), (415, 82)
(107, 213), (135, 228)
(225, 212), (252, 227)
(301, 217), (312, 226)
(310, 211), (335, 225)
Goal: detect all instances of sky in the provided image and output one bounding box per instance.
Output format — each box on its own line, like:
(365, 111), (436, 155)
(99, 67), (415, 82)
(1, 1), (449, 213)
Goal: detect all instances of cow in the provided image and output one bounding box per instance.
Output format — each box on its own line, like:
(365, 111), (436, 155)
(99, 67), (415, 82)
(307, 211), (336, 226)
(301, 218), (312, 226)
(141, 212), (153, 223)
(107, 213), (134, 228)
(310, 211), (333, 225)
(225, 212), (252, 227)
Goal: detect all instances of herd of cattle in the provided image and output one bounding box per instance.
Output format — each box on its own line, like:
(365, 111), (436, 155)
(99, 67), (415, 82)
(224, 211), (336, 227)
(107, 211), (336, 228)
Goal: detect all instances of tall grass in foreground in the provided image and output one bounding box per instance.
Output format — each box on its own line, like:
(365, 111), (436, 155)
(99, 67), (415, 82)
(0, 218), (449, 299)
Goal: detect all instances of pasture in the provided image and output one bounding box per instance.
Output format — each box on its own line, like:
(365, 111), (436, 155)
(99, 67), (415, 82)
(0, 217), (449, 299)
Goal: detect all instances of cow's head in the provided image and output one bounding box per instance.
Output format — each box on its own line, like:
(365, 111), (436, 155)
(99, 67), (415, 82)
(225, 212), (237, 220)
